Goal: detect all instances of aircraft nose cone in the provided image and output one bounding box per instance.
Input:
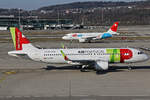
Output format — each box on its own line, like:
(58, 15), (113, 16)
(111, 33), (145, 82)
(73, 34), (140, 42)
(144, 54), (149, 61)
(62, 36), (70, 40)
(62, 36), (67, 40)
(141, 54), (149, 62)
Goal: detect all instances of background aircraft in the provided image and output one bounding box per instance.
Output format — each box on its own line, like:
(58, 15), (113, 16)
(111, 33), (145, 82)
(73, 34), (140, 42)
(62, 22), (119, 43)
(8, 27), (149, 73)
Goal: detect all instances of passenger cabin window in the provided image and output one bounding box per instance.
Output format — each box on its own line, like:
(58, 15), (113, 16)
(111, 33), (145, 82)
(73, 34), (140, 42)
(138, 52), (144, 55)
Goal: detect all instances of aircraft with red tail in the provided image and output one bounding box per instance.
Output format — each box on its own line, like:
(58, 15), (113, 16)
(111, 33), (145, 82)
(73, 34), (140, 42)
(62, 22), (119, 43)
(8, 27), (149, 73)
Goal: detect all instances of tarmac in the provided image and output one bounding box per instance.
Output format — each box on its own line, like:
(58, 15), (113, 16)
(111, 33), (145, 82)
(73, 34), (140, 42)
(0, 25), (150, 100)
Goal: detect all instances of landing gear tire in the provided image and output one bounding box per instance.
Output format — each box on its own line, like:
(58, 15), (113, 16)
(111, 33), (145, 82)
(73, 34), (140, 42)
(87, 40), (91, 43)
(76, 65), (82, 69)
(128, 66), (132, 70)
(96, 70), (101, 74)
(80, 69), (87, 72)
(128, 64), (133, 70)
(96, 70), (107, 74)
(88, 41), (91, 43)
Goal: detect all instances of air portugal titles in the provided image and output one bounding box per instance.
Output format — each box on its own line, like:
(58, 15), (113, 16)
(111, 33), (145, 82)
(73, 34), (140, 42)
(78, 49), (133, 63)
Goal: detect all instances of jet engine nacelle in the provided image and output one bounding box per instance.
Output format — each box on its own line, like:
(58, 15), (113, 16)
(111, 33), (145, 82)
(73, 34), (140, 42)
(94, 61), (108, 71)
(79, 39), (86, 43)
(67, 61), (81, 65)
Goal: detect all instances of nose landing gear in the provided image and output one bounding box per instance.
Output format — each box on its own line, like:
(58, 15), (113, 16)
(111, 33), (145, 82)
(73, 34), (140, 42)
(128, 63), (134, 70)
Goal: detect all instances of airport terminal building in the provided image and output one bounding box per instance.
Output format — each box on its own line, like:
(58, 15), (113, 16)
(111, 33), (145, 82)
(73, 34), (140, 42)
(0, 15), (74, 30)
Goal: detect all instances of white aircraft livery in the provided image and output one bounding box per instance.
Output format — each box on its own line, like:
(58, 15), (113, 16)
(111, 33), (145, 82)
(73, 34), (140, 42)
(8, 27), (149, 73)
(62, 22), (119, 43)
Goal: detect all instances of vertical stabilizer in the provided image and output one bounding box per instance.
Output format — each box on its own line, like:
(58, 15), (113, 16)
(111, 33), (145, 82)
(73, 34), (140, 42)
(107, 22), (119, 34)
(10, 27), (37, 51)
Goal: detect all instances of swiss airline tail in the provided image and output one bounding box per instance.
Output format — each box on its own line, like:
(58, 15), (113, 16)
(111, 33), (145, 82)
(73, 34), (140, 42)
(10, 27), (36, 51)
(107, 22), (119, 34)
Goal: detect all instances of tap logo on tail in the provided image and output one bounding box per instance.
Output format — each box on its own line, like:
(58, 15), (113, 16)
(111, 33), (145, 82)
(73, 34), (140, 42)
(10, 27), (30, 50)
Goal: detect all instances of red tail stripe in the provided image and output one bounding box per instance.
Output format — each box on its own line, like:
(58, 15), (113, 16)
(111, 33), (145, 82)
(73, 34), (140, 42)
(15, 28), (22, 50)
(21, 38), (30, 44)
(15, 28), (30, 50)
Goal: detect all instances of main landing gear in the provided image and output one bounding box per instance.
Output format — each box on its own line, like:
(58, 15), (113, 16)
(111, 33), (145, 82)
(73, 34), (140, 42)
(80, 65), (89, 72)
(128, 66), (132, 70)
(96, 70), (107, 75)
(87, 40), (91, 43)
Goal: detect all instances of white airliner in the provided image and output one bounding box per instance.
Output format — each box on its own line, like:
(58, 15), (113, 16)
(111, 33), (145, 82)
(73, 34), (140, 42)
(8, 27), (149, 73)
(62, 22), (119, 43)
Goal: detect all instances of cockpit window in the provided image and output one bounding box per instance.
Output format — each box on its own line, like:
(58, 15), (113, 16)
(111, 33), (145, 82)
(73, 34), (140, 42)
(138, 52), (144, 55)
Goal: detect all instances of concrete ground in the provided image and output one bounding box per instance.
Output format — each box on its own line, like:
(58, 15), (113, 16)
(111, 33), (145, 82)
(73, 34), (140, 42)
(0, 25), (150, 100)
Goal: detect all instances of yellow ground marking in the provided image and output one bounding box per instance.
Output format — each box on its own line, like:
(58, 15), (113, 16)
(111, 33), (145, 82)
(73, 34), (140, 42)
(0, 70), (17, 83)
(4, 71), (17, 75)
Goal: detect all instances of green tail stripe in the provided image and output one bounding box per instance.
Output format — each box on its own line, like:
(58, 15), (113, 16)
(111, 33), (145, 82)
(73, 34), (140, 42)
(10, 27), (16, 49)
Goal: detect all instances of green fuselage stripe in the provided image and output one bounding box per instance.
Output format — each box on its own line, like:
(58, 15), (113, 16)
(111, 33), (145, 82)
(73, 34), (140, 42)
(107, 49), (120, 63)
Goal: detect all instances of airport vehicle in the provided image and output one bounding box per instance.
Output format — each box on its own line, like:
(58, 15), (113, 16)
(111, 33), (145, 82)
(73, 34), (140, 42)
(8, 27), (149, 73)
(62, 22), (119, 43)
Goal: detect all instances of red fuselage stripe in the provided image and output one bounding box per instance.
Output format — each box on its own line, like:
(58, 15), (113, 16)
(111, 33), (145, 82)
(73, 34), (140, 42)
(120, 49), (133, 63)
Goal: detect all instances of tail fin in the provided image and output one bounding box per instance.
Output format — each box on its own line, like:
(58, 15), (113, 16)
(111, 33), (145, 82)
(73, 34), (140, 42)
(10, 27), (36, 51)
(107, 22), (119, 34)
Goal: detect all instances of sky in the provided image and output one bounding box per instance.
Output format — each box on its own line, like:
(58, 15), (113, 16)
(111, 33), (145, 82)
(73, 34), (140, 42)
(0, 0), (144, 10)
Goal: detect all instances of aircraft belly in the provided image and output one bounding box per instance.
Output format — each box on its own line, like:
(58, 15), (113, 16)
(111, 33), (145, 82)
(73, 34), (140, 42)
(42, 56), (66, 64)
(70, 55), (91, 60)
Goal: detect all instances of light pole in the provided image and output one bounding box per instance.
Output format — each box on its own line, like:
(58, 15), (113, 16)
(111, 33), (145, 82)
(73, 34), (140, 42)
(18, 8), (21, 30)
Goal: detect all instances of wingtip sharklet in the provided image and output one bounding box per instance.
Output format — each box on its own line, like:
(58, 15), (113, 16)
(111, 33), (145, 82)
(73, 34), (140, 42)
(60, 50), (69, 61)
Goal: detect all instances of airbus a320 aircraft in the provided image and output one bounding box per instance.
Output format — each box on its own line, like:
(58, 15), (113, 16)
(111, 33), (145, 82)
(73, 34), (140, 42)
(62, 22), (119, 43)
(8, 27), (149, 73)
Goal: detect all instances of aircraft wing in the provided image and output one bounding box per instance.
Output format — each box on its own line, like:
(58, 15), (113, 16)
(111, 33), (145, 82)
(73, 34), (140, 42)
(81, 36), (96, 39)
(67, 59), (109, 71)
(78, 36), (100, 42)
(70, 60), (95, 65)
(82, 34), (102, 39)
(78, 34), (104, 42)
(60, 50), (94, 64)
(60, 50), (109, 70)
